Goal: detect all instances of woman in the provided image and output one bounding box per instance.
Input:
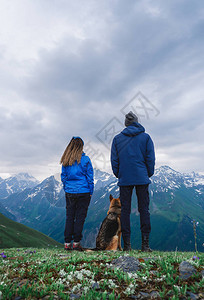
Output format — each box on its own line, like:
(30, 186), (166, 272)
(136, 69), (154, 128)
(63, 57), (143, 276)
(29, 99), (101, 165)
(60, 136), (94, 251)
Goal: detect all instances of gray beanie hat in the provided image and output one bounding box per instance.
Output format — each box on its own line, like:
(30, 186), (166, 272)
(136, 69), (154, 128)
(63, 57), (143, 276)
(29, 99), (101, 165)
(125, 111), (138, 127)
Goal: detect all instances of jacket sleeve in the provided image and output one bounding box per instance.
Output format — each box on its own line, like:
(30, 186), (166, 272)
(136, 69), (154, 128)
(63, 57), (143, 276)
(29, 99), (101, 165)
(145, 136), (155, 177)
(61, 165), (68, 188)
(86, 158), (94, 195)
(111, 137), (119, 178)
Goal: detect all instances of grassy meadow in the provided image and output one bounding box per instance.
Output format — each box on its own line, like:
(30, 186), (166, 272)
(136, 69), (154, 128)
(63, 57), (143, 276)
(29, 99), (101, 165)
(0, 248), (203, 299)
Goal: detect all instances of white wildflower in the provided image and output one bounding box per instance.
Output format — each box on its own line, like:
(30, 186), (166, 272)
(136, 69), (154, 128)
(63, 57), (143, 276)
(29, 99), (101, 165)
(59, 269), (67, 277)
(173, 285), (181, 291)
(76, 272), (83, 281)
(124, 283), (136, 295)
(67, 274), (73, 281)
(82, 269), (92, 277)
(72, 283), (82, 293)
(107, 279), (118, 289)
(56, 278), (64, 285)
(83, 286), (89, 293)
(141, 276), (148, 281)
(156, 275), (166, 281)
(127, 272), (138, 279)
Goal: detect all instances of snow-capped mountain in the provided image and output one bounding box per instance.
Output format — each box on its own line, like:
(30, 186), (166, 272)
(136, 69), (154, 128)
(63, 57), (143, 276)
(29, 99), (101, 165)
(94, 168), (116, 190)
(0, 166), (203, 251)
(0, 175), (65, 240)
(0, 173), (39, 199)
(152, 165), (204, 191)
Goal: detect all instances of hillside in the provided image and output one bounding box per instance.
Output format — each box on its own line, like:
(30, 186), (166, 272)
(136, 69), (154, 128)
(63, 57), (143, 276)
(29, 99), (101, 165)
(0, 248), (203, 299)
(0, 213), (62, 248)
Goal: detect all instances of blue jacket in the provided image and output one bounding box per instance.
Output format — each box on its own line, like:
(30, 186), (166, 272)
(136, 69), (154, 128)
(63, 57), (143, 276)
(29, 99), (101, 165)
(111, 122), (155, 186)
(61, 153), (94, 194)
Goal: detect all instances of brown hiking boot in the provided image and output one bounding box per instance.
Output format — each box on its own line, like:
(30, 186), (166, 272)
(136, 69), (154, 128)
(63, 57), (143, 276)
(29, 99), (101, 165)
(123, 237), (132, 251)
(141, 235), (152, 252)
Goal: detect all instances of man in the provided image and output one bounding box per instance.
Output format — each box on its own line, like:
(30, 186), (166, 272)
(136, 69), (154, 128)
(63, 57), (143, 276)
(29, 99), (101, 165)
(111, 111), (155, 251)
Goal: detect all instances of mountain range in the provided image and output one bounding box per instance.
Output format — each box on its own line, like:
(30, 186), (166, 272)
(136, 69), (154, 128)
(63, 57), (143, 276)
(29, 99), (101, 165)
(0, 166), (203, 251)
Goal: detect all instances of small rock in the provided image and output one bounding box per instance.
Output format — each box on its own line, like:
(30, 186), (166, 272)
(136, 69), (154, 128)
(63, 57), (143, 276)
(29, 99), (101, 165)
(111, 256), (140, 273)
(139, 292), (150, 299)
(70, 294), (81, 299)
(179, 261), (196, 280)
(201, 270), (204, 278)
(92, 282), (100, 290)
(14, 297), (22, 300)
(150, 291), (160, 299)
(186, 291), (199, 300)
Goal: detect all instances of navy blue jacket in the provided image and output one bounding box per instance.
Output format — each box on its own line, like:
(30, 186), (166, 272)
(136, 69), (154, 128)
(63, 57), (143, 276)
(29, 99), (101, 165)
(61, 152), (94, 194)
(111, 122), (155, 186)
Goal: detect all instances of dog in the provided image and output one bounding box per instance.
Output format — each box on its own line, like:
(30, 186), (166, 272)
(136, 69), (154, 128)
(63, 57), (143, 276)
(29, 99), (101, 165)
(95, 194), (122, 251)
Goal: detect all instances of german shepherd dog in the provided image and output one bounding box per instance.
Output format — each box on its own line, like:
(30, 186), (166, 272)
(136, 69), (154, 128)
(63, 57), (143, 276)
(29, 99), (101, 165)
(95, 194), (122, 251)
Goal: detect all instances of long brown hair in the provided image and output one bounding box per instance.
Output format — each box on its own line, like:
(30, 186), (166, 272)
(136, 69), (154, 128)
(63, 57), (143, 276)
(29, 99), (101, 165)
(60, 137), (84, 167)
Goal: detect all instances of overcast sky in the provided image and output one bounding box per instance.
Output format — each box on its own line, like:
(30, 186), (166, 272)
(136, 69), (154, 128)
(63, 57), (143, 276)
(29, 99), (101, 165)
(0, 0), (204, 180)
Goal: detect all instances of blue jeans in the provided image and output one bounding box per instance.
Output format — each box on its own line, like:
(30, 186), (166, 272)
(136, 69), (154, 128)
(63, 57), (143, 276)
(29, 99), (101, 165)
(64, 193), (91, 243)
(120, 184), (151, 243)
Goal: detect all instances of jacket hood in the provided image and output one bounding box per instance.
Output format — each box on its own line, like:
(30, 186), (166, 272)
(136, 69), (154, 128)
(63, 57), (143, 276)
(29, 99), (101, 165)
(121, 122), (145, 136)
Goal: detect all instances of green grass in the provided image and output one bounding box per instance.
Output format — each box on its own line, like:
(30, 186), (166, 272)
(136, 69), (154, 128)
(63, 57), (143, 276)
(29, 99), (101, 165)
(0, 248), (203, 299)
(0, 213), (63, 248)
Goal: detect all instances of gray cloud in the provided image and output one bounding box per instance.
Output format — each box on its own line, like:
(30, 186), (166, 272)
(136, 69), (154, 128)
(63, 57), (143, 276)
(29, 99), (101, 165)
(0, 0), (204, 179)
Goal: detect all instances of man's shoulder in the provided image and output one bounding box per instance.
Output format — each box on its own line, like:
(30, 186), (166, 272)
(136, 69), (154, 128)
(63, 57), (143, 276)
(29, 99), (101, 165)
(112, 132), (124, 143)
(141, 132), (150, 139)
(114, 131), (150, 139)
(114, 132), (123, 139)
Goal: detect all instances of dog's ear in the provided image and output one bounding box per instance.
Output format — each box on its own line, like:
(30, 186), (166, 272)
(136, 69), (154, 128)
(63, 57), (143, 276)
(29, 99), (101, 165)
(109, 194), (113, 201)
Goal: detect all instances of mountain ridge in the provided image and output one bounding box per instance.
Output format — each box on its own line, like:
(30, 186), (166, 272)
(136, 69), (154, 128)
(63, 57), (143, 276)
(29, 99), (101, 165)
(0, 166), (203, 251)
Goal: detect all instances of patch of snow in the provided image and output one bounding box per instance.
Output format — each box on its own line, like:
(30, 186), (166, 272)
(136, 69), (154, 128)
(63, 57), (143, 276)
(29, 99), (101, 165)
(55, 181), (63, 194)
(107, 185), (115, 193)
(195, 189), (202, 194)
(5, 183), (13, 193)
(25, 192), (38, 200)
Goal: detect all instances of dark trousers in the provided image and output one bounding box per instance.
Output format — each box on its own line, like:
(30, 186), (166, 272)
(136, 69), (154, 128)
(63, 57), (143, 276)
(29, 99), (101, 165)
(120, 184), (151, 242)
(64, 193), (90, 243)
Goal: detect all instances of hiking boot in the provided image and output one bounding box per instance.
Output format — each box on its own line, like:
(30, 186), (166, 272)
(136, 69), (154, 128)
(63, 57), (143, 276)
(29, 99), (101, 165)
(73, 242), (83, 251)
(64, 243), (72, 251)
(141, 235), (152, 252)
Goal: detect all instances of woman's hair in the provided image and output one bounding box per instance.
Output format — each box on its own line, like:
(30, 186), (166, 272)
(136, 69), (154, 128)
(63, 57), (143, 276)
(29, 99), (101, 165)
(60, 137), (84, 167)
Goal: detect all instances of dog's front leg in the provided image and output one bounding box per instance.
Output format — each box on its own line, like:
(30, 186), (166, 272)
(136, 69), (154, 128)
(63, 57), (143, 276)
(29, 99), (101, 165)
(118, 231), (122, 251)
